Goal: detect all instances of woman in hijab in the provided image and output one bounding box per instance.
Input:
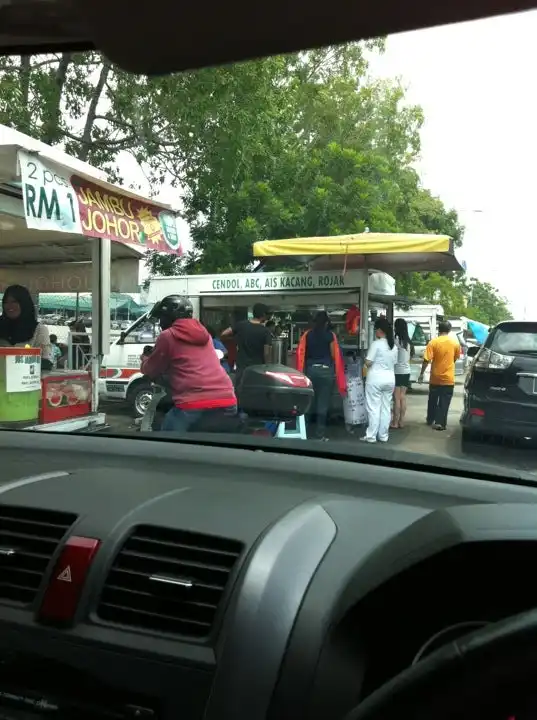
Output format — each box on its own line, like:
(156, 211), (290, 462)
(0, 285), (53, 370)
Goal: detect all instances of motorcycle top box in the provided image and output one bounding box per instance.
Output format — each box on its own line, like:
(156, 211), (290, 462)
(237, 364), (314, 420)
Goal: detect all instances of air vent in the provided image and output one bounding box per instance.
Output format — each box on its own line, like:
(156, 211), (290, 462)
(97, 525), (244, 637)
(0, 505), (77, 605)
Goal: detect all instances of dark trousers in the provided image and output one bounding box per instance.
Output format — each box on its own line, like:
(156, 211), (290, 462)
(427, 384), (454, 428)
(306, 364), (335, 438)
(161, 405), (237, 433)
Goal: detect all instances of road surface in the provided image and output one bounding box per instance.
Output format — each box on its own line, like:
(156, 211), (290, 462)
(99, 379), (537, 478)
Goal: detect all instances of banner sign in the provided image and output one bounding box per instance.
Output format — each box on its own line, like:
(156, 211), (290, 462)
(19, 151), (182, 256)
(209, 272), (346, 293)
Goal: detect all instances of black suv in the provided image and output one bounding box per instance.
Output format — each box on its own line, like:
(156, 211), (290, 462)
(461, 321), (537, 442)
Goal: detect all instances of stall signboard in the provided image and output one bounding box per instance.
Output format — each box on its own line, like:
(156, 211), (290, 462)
(207, 272), (348, 294)
(6, 353), (41, 393)
(147, 269), (396, 304)
(18, 151), (182, 256)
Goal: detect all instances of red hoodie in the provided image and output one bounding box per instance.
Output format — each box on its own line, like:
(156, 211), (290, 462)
(140, 319), (236, 411)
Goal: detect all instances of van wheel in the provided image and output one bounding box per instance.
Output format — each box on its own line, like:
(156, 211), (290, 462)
(128, 381), (154, 418)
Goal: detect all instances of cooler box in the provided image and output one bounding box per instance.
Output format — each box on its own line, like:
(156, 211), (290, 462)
(0, 347), (41, 423)
(237, 364), (314, 420)
(40, 371), (92, 424)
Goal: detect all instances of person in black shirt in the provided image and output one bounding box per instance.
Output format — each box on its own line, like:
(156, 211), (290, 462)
(222, 303), (272, 386)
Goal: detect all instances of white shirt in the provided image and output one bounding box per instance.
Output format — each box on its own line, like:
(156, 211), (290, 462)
(394, 337), (411, 375)
(366, 338), (398, 376)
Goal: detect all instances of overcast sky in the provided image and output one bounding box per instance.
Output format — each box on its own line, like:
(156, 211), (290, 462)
(123, 10), (536, 316)
(370, 10), (537, 318)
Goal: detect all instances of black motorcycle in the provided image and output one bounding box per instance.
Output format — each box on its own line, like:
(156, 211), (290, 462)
(138, 364), (313, 437)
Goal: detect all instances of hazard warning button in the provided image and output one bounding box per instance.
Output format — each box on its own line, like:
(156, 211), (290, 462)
(39, 536), (101, 624)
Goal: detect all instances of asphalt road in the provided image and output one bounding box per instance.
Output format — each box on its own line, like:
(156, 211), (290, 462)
(100, 380), (537, 478)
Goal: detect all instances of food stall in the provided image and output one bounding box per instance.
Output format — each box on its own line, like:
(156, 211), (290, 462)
(0, 124), (182, 431)
(252, 232), (463, 352)
(146, 267), (395, 356)
(252, 232), (464, 428)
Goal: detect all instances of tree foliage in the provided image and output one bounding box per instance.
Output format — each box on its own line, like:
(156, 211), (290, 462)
(0, 47), (511, 323)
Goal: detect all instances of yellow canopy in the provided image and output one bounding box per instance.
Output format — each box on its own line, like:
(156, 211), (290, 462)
(253, 233), (463, 273)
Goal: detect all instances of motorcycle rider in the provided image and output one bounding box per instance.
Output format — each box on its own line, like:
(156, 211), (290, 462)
(140, 295), (237, 433)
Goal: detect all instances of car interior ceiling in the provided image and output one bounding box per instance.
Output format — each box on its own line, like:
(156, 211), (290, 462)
(0, 0), (536, 75)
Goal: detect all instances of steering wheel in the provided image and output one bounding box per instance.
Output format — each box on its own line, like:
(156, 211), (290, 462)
(343, 608), (537, 720)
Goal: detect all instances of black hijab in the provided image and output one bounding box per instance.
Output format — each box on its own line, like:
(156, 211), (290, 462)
(0, 285), (38, 345)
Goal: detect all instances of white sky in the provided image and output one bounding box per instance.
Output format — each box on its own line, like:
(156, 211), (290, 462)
(121, 10), (537, 316)
(370, 10), (537, 318)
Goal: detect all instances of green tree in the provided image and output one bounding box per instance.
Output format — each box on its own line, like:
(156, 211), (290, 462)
(0, 48), (483, 316)
(0, 52), (182, 184)
(143, 43), (444, 278)
(464, 278), (513, 326)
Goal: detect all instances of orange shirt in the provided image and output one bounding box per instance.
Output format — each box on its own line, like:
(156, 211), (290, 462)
(424, 335), (461, 386)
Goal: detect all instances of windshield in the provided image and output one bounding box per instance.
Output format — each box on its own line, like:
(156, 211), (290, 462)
(2, 12), (537, 481)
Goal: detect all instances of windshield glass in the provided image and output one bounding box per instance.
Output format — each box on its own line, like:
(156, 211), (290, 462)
(2, 12), (537, 480)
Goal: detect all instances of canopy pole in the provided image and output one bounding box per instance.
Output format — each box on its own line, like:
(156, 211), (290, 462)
(90, 237), (111, 413)
(360, 265), (369, 351)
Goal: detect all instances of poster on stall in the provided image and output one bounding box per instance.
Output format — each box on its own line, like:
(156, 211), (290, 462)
(343, 358), (367, 426)
(5, 354), (42, 393)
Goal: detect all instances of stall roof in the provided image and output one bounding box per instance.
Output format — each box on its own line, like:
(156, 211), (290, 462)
(253, 233), (464, 273)
(0, 125), (174, 210)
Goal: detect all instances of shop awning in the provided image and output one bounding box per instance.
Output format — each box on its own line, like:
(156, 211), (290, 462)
(37, 292), (146, 314)
(253, 233), (464, 273)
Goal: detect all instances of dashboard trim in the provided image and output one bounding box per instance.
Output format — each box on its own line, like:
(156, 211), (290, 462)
(205, 501), (337, 720)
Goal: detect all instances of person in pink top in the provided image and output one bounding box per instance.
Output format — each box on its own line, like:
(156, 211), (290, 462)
(141, 295), (237, 433)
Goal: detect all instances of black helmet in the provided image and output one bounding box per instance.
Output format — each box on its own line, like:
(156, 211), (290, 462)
(150, 295), (193, 327)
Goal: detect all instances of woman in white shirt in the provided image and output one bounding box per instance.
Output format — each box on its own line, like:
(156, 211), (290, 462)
(391, 317), (413, 429)
(0, 284), (53, 370)
(361, 317), (398, 443)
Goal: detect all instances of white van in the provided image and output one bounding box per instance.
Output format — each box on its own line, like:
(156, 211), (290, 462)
(98, 313), (160, 416)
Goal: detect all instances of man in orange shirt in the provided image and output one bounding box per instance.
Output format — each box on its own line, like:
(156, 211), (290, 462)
(418, 321), (461, 431)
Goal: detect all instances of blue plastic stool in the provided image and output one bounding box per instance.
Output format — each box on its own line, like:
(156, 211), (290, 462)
(276, 415), (307, 440)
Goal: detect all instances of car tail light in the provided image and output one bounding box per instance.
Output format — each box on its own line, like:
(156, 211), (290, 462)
(474, 348), (514, 370)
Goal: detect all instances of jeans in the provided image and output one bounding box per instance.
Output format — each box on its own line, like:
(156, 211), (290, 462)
(161, 405), (238, 434)
(427, 384), (454, 428)
(306, 364), (335, 439)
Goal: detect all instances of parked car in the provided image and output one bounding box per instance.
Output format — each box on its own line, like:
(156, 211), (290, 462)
(461, 321), (537, 443)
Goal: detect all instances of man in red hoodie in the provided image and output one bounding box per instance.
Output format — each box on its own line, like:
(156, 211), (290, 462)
(140, 295), (237, 433)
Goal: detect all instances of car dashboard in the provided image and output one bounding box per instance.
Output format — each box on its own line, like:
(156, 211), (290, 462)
(1, 431), (537, 720)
